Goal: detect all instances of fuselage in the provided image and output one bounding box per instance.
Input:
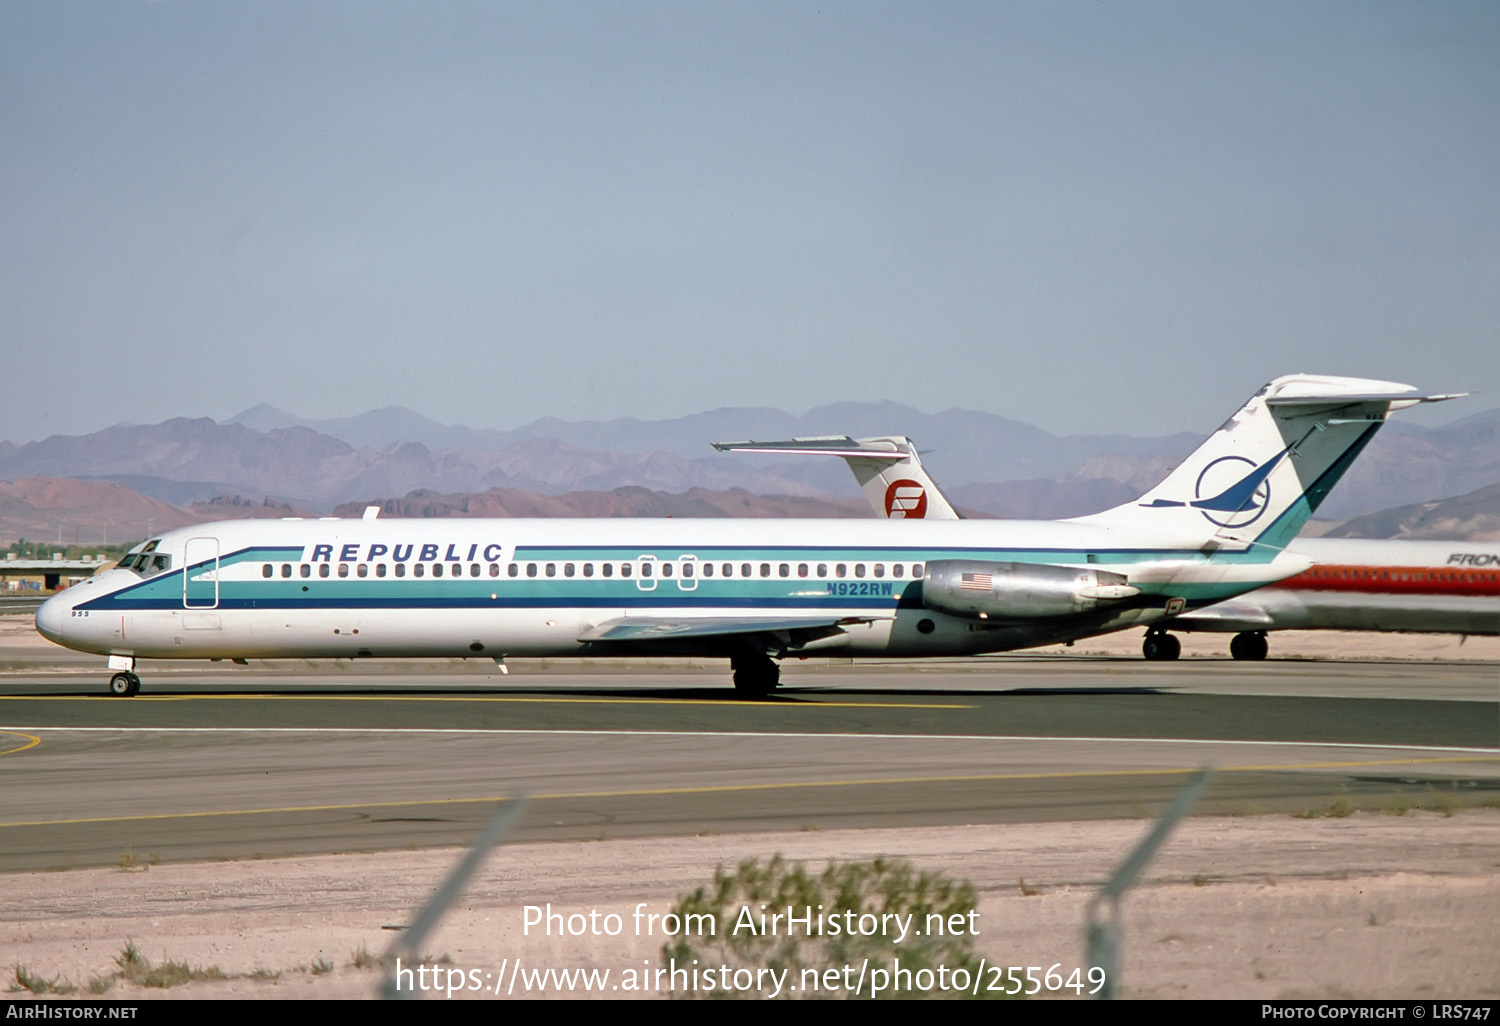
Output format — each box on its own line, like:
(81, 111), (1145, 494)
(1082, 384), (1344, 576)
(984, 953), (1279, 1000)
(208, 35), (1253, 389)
(1175, 538), (1500, 636)
(35, 514), (1309, 663)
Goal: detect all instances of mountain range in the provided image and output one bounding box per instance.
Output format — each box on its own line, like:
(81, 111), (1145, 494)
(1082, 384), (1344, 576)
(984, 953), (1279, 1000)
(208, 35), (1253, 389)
(1, 401), (1495, 543)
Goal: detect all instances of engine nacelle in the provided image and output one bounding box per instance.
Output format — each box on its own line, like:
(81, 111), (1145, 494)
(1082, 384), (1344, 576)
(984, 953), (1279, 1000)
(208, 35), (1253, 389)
(921, 560), (1141, 620)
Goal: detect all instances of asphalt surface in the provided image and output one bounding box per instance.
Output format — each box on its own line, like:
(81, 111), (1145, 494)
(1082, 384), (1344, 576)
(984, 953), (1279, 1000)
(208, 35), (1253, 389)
(1, 661), (1496, 873)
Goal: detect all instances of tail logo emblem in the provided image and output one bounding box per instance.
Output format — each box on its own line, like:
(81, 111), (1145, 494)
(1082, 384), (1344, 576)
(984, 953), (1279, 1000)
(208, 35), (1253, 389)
(884, 480), (928, 519)
(1140, 447), (1292, 529)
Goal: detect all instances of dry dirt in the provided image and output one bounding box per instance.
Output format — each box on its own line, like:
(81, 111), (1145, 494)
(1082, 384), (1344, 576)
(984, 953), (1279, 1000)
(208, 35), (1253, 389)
(3, 812), (1498, 1001)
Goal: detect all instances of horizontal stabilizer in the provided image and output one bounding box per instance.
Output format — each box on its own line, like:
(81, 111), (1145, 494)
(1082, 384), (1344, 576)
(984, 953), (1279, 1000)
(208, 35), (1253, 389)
(713, 436), (909, 460)
(713, 434), (961, 520)
(1265, 391), (1467, 408)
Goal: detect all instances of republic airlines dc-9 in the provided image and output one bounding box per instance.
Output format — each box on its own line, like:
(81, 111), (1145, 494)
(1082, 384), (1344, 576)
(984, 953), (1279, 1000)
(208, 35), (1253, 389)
(35, 375), (1458, 697)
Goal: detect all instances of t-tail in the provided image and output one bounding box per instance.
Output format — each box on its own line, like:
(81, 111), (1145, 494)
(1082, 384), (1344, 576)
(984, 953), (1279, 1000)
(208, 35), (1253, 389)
(1071, 374), (1464, 553)
(711, 435), (961, 520)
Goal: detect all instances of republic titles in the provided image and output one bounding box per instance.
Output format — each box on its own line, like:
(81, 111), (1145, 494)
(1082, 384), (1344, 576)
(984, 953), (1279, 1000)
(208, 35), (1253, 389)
(305, 541), (507, 564)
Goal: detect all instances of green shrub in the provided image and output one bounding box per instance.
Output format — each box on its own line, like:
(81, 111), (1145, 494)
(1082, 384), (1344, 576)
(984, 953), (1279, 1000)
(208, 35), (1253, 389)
(660, 855), (1005, 1000)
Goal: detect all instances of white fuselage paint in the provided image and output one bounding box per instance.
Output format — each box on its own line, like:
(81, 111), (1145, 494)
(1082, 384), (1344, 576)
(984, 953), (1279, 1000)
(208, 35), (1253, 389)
(36, 515), (1307, 663)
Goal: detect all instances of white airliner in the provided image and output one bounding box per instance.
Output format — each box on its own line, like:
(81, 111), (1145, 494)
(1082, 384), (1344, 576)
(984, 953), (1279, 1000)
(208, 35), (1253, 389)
(721, 411), (1498, 662)
(35, 375), (1459, 696)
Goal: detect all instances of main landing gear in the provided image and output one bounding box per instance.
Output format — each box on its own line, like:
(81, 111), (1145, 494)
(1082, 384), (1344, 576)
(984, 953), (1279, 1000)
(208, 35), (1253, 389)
(109, 672), (141, 697)
(731, 653), (781, 698)
(1142, 629), (1181, 661)
(1142, 629), (1271, 660)
(1229, 631), (1269, 661)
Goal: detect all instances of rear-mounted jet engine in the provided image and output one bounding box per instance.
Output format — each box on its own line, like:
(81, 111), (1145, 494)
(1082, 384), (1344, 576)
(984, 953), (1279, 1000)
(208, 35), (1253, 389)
(922, 560), (1141, 620)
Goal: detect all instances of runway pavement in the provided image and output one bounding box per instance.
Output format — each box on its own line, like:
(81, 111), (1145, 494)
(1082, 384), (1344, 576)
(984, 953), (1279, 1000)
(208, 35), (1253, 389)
(1, 659), (1495, 873)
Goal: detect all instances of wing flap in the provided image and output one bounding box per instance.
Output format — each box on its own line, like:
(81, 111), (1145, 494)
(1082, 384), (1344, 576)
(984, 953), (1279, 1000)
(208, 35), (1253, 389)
(579, 615), (888, 643)
(1171, 603), (1277, 628)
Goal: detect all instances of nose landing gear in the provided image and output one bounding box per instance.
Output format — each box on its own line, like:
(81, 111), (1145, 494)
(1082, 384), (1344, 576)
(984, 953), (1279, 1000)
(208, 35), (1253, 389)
(108, 672), (141, 697)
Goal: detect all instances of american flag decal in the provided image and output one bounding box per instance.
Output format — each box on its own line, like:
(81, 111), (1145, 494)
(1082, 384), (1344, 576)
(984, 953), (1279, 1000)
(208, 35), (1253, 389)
(960, 572), (993, 592)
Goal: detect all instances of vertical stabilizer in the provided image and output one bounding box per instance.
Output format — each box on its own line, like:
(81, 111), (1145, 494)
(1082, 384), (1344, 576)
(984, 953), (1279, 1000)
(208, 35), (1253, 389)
(1071, 375), (1463, 552)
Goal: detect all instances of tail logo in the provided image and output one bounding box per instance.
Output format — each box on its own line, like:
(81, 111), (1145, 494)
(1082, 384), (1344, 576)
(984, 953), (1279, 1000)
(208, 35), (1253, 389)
(884, 480), (928, 519)
(1140, 447), (1293, 529)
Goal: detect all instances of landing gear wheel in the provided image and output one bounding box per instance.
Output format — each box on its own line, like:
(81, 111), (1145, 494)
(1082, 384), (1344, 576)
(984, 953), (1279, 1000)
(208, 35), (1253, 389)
(1142, 632), (1181, 661)
(1230, 631), (1269, 661)
(731, 654), (781, 698)
(109, 672), (141, 697)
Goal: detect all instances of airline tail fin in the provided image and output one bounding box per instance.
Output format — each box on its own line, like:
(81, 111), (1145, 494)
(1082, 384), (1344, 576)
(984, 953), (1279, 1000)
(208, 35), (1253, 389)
(1071, 374), (1464, 552)
(712, 435), (961, 520)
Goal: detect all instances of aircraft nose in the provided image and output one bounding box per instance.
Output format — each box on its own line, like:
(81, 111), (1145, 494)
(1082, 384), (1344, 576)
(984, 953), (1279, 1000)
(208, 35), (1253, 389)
(34, 591), (68, 644)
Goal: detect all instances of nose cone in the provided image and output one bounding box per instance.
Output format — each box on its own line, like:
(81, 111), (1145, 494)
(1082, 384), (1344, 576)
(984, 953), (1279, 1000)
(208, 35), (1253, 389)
(35, 591), (68, 644)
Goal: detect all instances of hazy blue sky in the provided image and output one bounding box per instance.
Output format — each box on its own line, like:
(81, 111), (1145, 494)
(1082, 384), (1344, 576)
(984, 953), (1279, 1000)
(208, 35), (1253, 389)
(3, 2), (1496, 444)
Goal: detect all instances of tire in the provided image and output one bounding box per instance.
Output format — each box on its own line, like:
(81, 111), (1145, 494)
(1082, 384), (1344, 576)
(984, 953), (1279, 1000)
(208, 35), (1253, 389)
(1143, 633), (1182, 661)
(1230, 632), (1269, 661)
(731, 655), (780, 698)
(109, 672), (137, 697)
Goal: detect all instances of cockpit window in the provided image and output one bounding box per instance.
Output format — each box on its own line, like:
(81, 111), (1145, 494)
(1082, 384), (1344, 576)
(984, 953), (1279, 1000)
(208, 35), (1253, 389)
(118, 541), (170, 576)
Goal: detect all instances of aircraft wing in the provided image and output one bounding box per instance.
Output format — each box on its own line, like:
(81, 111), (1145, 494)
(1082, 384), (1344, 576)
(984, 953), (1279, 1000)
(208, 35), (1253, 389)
(1169, 601), (1277, 628)
(578, 614), (888, 644)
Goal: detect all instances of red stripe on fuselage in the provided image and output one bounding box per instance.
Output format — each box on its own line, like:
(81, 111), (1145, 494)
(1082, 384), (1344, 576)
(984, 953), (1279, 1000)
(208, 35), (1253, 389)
(1268, 564), (1500, 597)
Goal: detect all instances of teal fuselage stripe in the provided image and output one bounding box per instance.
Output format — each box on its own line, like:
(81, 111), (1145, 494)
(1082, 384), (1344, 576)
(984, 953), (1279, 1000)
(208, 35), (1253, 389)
(79, 543), (1262, 613)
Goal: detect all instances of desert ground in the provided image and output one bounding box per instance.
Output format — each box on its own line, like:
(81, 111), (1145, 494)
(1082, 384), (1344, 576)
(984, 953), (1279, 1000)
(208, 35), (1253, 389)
(2, 614), (1497, 1000)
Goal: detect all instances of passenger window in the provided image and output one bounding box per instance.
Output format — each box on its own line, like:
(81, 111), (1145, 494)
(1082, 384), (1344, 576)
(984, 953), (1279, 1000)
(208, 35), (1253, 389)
(318, 564), (330, 578)
(873, 564), (885, 578)
(641, 562), (653, 578)
(301, 564), (311, 578)
(526, 564), (538, 578)
(913, 563), (924, 578)
(661, 563), (673, 578)
(337, 563), (350, 578)
(701, 563), (712, 578)
(357, 564), (368, 578)
(855, 564), (866, 578)
(508, 563), (520, 578)
(893, 564), (904, 578)
(281, 564), (292, 578)
(545, 563), (556, 577)
(817, 563), (827, 577)
(489, 563), (500, 577)
(797, 563), (808, 578)
(723, 563), (733, 577)
(602, 563), (614, 578)
(760, 563), (771, 578)
(432, 564), (443, 578)
(262, 564), (273, 578)
(583, 563), (594, 578)
(779, 563), (790, 578)
(621, 563), (632, 578)
(564, 563), (575, 577)
(741, 563), (752, 577)
(376, 564), (387, 578)
(836, 564), (847, 578)
(470, 563), (480, 577)
(414, 564), (425, 578)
